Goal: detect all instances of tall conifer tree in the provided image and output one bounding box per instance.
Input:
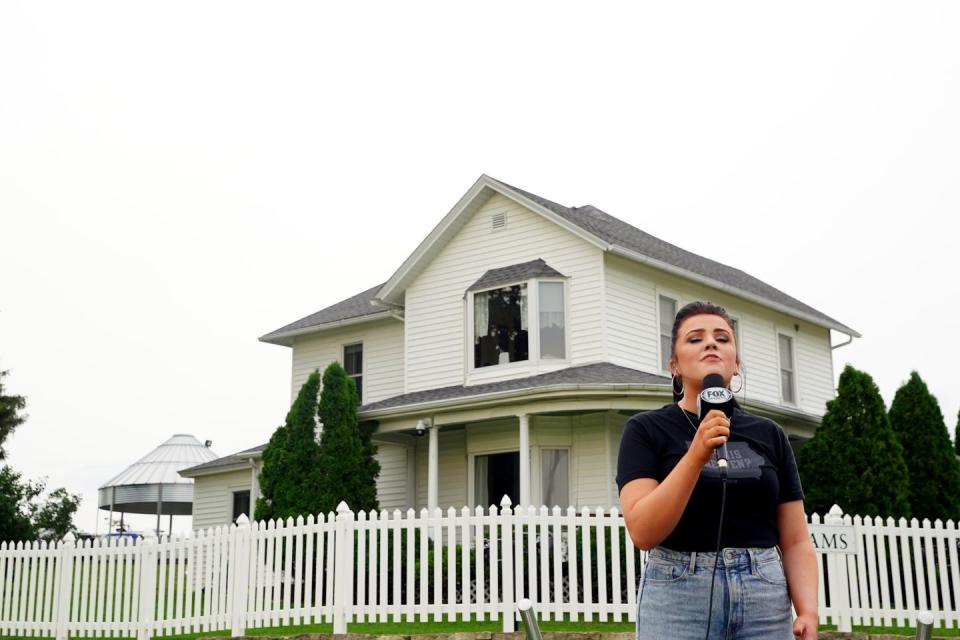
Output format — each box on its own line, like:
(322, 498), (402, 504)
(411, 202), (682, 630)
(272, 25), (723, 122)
(255, 371), (324, 522)
(955, 410), (960, 457)
(798, 365), (910, 518)
(889, 372), (960, 520)
(315, 362), (379, 515)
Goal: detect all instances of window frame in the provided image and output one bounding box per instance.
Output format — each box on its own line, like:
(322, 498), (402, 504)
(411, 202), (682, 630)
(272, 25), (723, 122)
(342, 342), (363, 404)
(465, 276), (570, 379)
(231, 489), (251, 523)
(656, 291), (680, 374)
(776, 331), (797, 405)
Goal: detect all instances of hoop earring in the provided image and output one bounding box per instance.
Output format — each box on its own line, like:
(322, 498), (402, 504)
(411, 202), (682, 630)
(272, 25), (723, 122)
(730, 371), (743, 394)
(672, 375), (685, 398)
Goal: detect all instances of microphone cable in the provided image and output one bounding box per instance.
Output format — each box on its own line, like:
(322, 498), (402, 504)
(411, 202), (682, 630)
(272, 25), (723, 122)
(703, 455), (729, 640)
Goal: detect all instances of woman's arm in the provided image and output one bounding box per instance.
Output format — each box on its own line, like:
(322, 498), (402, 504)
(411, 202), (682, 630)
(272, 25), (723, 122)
(619, 410), (730, 550)
(778, 500), (818, 640)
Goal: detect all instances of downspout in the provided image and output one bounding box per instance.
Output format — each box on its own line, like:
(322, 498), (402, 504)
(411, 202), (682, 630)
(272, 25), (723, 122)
(831, 333), (855, 350)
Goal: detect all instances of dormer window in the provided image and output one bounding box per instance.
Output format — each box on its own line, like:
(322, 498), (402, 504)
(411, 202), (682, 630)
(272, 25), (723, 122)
(467, 259), (568, 371)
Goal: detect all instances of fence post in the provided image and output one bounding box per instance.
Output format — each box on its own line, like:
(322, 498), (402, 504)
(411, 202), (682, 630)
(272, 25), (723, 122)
(53, 533), (75, 640)
(825, 505), (852, 632)
(501, 496), (515, 633)
(230, 515), (252, 637)
(333, 502), (354, 635)
(136, 536), (159, 640)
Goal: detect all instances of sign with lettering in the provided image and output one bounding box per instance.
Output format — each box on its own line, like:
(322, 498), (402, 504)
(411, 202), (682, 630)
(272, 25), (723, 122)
(808, 524), (857, 555)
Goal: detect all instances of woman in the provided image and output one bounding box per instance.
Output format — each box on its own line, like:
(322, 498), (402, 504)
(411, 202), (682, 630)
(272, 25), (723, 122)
(617, 301), (818, 640)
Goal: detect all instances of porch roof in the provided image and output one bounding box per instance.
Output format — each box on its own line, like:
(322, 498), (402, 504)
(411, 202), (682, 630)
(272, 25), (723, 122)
(358, 362), (670, 415)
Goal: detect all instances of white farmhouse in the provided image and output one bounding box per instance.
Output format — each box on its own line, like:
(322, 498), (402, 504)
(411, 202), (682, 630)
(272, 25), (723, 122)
(180, 175), (858, 530)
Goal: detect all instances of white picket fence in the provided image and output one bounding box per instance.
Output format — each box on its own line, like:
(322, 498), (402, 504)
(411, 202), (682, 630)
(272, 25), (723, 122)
(0, 500), (958, 639)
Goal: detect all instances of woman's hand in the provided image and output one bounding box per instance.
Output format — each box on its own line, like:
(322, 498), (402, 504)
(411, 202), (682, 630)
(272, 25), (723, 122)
(689, 409), (730, 466)
(793, 612), (817, 639)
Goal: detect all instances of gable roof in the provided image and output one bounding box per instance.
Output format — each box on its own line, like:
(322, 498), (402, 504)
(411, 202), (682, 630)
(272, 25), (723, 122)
(376, 175), (858, 337)
(178, 443), (267, 477)
(467, 258), (566, 293)
(261, 175), (857, 344)
(500, 180), (858, 336)
(260, 283), (399, 346)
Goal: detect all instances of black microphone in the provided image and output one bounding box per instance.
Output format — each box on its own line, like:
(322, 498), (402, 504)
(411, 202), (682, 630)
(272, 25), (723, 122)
(698, 373), (735, 477)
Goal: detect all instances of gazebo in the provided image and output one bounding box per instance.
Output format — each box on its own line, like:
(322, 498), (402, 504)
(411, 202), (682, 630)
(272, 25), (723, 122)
(98, 434), (218, 537)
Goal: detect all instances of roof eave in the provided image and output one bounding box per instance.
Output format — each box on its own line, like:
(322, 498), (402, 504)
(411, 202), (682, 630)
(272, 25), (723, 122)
(259, 310), (403, 346)
(376, 175), (608, 305)
(359, 382), (672, 420)
(607, 245), (861, 338)
(178, 450), (264, 478)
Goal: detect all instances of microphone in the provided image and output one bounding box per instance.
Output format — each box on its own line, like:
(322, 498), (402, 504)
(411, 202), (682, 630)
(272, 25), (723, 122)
(698, 373), (735, 477)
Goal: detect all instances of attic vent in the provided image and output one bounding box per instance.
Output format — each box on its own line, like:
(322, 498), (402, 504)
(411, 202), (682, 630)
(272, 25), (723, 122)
(491, 212), (507, 231)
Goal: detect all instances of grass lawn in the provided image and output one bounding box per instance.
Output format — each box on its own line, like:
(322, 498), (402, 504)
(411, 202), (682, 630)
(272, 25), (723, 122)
(6, 618), (960, 639)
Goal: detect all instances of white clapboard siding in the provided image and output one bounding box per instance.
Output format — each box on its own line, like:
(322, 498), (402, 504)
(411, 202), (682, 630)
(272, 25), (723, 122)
(404, 193), (604, 393)
(603, 256), (835, 415)
(192, 469), (253, 531)
(572, 413), (611, 508)
(290, 318), (404, 405)
(374, 444), (409, 511)
(795, 326), (835, 415)
(604, 254), (659, 373)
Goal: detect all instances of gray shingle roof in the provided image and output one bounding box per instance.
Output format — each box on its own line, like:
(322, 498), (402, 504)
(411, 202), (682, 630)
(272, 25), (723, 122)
(178, 443), (267, 476)
(358, 363), (669, 413)
(260, 283), (389, 343)
(498, 179), (855, 335)
(467, 258), (566, 292)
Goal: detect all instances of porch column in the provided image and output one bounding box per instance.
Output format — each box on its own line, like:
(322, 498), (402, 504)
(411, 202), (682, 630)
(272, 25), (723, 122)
(427, 423), (439, 512)
(518, 413), (530, 507)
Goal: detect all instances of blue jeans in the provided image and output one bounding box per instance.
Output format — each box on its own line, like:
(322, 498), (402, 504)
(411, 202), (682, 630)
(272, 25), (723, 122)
(636, 546), (793, 640)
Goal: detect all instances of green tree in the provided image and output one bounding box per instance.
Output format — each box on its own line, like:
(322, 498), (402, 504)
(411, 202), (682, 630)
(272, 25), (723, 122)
(0, 368), (27, 460)
(33, 487), (83, 540)
(889, 372), (960, 521)
(316, 362), (379, 515)
(255, 371), (324, 522)
(0, 465), (39, 542)
(0, 468), (81, 542)
(798, 365), (910, 519)
(955, 410), (960, 457)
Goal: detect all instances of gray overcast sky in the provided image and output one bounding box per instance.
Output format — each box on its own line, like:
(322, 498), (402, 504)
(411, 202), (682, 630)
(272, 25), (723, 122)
(2, 2), (958, 534)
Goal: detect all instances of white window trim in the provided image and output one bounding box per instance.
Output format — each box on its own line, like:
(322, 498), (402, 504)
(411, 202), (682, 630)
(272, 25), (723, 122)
(776, 330), (798, 406)
(465, 277), (570, 382)
(342, 341), (363, 401)
(655, 290), (681, 375)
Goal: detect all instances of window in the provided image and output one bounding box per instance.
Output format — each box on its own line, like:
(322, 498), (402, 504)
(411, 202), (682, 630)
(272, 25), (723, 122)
(474, 284), (528, 368)
(541, 448), (570, 508)
(659, 295), (677, 371)
(344, 343), (363, 404)
(778, 334), (796, 403)
(232, 490), (250, 522)
(474, 451), (520, 507)
(539, 282), (565, 359)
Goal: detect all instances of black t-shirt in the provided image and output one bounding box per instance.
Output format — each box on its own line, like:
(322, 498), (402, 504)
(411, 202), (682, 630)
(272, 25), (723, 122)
(616, 403), (804, 551)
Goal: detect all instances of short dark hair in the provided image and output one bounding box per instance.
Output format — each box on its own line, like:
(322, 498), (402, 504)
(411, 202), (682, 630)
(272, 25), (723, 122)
(670, 301), (736, 360)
